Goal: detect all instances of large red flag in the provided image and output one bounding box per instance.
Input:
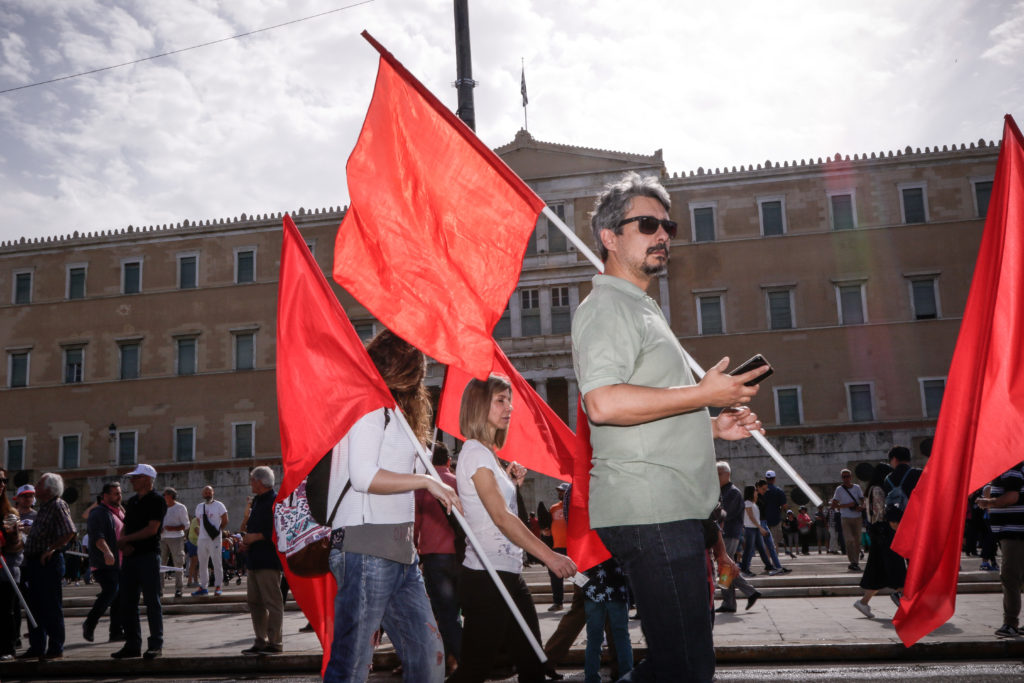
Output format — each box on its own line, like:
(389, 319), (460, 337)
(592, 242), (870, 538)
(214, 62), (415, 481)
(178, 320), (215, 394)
(437, 339), (573, 482)
(566, 396), (613, 571)
(333, 32), (545, 378)
(892, 115), (1024, 646)
(276, 214), (395, 672)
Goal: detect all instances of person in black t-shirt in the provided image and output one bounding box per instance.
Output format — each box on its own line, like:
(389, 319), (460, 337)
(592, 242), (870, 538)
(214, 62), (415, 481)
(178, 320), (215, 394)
(239, 466), (283, 656)
(113, 464), (166, 661)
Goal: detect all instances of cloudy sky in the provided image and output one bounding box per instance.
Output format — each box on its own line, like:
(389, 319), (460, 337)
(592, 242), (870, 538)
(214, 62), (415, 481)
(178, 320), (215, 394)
(1, 0), (1021, 244)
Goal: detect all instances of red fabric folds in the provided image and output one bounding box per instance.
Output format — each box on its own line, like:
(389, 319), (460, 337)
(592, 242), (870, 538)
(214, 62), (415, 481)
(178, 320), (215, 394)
(437, 339), (573, 482)
(333, 32), (545, 378)
(275, 214), (394, 673)
(566, 396), (612, 572)
(892, 115), (1024, 646)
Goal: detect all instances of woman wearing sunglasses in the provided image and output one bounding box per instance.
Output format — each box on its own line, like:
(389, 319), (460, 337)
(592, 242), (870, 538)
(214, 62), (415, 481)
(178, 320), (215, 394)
(450, 375), (576, 683)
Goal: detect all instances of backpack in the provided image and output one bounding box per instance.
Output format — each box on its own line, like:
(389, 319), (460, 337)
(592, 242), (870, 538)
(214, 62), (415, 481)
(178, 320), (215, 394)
(884, 468), (916, 523)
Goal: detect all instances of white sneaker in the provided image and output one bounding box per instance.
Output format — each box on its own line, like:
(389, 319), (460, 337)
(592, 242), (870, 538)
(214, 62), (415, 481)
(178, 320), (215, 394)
(853, 600), (873, 618)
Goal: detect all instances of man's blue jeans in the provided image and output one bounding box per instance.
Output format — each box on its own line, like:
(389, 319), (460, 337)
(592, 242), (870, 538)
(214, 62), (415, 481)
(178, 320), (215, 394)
(420, 553), (462, 661)
(25, 553), (65, 655)
(760, 521), (783, 569)
(584, 598), (633, 683)
(597, 520), (714, 683)
(325, 550), (443, 683)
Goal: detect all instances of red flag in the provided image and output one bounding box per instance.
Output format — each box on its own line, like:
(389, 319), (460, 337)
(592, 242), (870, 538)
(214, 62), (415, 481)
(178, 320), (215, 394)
(333, 32), (545, 378)
(566, 396), (612, 571)
(276, 214), (394, 673)
(437, 339), (573, 481)
(892, 115), (1024, 646)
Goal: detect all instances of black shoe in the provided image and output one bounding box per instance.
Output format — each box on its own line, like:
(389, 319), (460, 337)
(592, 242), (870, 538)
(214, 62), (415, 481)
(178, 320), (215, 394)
(83, 622), (95, 642)
(546, 603), (563, 612)
(43, 651), (63, 660)
(260, 644), (282, 655)
(746, 591), (762, 611)
(299, 622), (314, 633)
(111, 647), (142, 659)
(174, 590), (182, 598)
(16, 650), (43, 660)
(242, 645), (264, 656)
(848, 563), (861, 571)
(143, 647), (161, 660)
(715, 605), (736, 613)
(543, 664), (564, 681)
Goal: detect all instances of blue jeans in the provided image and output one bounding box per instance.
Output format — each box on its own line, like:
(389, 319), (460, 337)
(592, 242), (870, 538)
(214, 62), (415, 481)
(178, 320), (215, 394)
(325, 550), (443, 683)
(584, 599), (632, 683)
(760, 521), (783, 569)
(84, 566), (122, 636)
(120, 552), (163, 651)
(741, 527), (771, 573)
(597, 520), (714, 683)
(25, 553), (65, 655)
(420, 553), (462, 661)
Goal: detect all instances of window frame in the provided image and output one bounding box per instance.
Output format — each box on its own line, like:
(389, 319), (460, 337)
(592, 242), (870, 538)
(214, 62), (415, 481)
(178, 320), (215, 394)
(12, 269), (32, 304)
(4, 437), (25, 471)
(63, 345), (85, 384)
(971, 176), (994, 219)
(907, 276), (941, 320)
(118, 340), (141, 380)
(689, 201), (717, 243)
(232, 422), (255, 459)
(234, 331), (256, 371)
(695, 292), (725, 335)
(898, 181), (929, 224)
(66, 263), (88, 300)
(520, 288), (541, 336)
(834, 281), (867, 325)
(550, 285), (571, 335)
(919, 376), (947, 419)
(765, 288), (795, 330)
(827, 189), (858, 230)
(117, 430), (138, 466)
(174, 426), (196, 463)
(7, 350), (30, 388)
(121, 258), (143, 295)
(757, 196), (787, 237)
(234, 247), (257, 284)
(546, 203), (569, 253)
(846, 382), (876, 423)
(60, 433), (81, 469)
(773, 386), (803, 426)
(176, 336), (198, 375)
(177, 251), (199, 290)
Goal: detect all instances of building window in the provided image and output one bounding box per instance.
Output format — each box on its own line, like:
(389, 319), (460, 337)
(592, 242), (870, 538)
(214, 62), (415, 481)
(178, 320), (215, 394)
(774, 387), (802, 426)
(973, 179), (993, 218)
(119, 342), (140, 380)
(836, 283), (866, 325)
(697, 294), (724, 335)
(176, 338), (197, 375)
(847, 383), (875, 422)
(493, 303), (511, 339)
(13, 271), (32, 304)
(766, 289), (794, 330)
(910, 278), (939, 320)
(67, 265), (87, 300)
(920, 378), (946, 418)
(899, 184), (928, 224)
(547, 204), (568, 252)
(118, 431), (137, 466)
(235, 248), (256, 284)
(829, 192), (856, 230)
(64, 347), (84, 384)
(174, 427), (195, 462)
(60, 434), (80, 469)
(122, 260), (141, 294)
(178, 254), (198, 289)
(233, 423), (255, 459)
(235, 332), (255, 371)
(551, 286), (571, 335)
(690, 204), (716, 242)
(524, 227), (538, 256)
(353, 323), (375, 342)
(8, 351), (29, 388)
(5, 438), (24, 471)
(759, 198), (786, 236)
(521, 289), (541, 336)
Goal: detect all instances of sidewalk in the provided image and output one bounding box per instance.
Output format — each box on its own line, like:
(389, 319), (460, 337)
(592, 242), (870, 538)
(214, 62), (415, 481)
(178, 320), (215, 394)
(3, 553), (1021, 679)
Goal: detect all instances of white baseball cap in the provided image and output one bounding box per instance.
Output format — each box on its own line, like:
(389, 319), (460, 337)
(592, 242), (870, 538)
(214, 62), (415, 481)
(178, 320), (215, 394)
(765, 470), (777, 479)
(126, 463), (157, 479)
(15, 484), (35, 497)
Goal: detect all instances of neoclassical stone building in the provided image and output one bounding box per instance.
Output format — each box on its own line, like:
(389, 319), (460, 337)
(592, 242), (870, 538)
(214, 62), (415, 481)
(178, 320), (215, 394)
(0, 130), (999, 520)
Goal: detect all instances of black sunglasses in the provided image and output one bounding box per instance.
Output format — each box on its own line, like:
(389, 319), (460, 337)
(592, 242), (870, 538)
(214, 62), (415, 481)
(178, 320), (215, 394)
(617, 215), (677, 239)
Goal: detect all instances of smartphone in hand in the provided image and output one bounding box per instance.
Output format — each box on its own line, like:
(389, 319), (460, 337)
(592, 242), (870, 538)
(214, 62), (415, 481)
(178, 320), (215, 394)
(729, 354), (774, 386)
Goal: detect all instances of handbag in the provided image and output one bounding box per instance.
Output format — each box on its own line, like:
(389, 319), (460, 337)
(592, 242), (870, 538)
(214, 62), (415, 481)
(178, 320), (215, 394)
(274, 476), (349, 578)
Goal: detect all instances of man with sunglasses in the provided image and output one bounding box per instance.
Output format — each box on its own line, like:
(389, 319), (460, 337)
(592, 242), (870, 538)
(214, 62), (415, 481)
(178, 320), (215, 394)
(572, 171), (767, 681)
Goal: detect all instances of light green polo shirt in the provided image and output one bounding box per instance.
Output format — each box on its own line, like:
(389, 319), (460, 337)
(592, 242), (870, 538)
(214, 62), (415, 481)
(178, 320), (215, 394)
(571, 274), (719, 528)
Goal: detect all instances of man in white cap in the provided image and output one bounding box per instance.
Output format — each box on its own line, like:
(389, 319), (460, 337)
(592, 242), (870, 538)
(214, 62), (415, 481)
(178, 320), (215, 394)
(762, 470), (794, 559)
(14, 484), (36, 522)
(113, 464), (166, 660)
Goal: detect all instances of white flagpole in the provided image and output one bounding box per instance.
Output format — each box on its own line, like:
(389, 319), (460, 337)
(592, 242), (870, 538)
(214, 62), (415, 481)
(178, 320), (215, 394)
(541, 206), (824, 508)
(1, 554), (36, 628)
(394, 408), (548, 662)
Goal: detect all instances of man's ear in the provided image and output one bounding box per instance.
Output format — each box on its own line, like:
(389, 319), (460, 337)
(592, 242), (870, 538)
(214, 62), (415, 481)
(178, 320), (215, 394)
(600, 227), (617, 255)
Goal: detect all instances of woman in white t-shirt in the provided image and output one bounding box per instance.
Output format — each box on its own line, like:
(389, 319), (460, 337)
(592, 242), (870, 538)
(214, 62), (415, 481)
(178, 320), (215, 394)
(451, 375), (576, 683)
(740, 485), (772, 576)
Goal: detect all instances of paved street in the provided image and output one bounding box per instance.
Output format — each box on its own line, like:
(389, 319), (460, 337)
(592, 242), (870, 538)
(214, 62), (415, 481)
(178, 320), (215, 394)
(4, 552), (1023, 680)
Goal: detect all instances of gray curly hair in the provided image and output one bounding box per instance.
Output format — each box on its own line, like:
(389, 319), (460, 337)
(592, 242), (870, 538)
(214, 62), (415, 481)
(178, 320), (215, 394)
(590, 171), (671, 261)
